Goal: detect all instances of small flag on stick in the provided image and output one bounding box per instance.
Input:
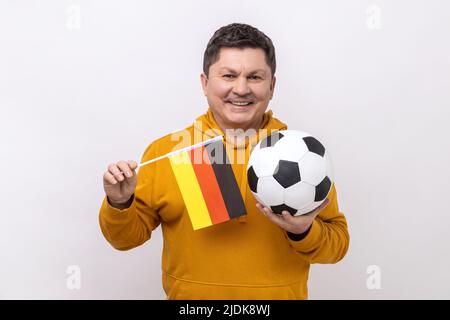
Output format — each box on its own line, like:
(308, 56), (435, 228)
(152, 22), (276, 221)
(168, 137), (247, 230)
(132, 135), (247, 230)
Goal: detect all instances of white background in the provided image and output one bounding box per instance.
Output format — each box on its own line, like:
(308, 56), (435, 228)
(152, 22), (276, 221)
(1, 0), (449, 299)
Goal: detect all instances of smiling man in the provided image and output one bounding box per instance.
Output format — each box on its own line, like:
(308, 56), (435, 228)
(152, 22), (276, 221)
(200, 46), (275, 132)
(99, 23), (350, 299)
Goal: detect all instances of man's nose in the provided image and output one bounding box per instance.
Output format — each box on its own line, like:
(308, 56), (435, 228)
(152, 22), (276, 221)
(232, 77), (251, 96)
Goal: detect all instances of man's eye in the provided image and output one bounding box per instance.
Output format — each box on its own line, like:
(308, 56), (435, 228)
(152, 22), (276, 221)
(223, 74), (235, 78)
(249, 75), (261, 80)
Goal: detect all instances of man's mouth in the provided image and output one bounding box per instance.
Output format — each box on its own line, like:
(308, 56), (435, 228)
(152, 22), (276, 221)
(226, 100), (254, 106)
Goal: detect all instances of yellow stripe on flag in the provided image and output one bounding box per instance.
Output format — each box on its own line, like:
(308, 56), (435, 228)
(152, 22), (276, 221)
(169, 151), (212, 230)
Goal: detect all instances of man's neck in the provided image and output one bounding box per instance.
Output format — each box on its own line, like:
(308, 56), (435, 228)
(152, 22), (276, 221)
(217, 116), (264, 146)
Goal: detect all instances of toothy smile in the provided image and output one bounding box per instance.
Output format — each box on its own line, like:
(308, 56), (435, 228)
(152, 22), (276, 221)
(227, 101), (254, 106)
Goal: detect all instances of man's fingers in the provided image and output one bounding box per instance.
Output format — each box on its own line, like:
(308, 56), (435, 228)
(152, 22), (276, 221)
(256, 202), (268, 215)
(256, 202), (264, 213)
(257, 204), (290, 228)
(108, 163), (124, 181)
(104, 171), (118, 185)
(257, 204), (275, 221)
(117, 161), (133, 178)
(127, 160), (138, 171)
(281, 211), (296, 223)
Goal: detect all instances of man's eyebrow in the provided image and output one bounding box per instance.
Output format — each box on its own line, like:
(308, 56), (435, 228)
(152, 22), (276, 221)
(218, 67), (267, 74)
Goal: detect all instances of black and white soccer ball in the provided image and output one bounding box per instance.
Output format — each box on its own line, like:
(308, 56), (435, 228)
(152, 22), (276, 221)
(247, 130), (333, 216)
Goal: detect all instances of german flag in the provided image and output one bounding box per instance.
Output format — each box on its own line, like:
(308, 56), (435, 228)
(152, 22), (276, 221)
(169, 138), (247, 230)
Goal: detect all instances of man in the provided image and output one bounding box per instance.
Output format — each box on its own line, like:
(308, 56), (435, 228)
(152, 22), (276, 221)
(99, 23), (349, 299)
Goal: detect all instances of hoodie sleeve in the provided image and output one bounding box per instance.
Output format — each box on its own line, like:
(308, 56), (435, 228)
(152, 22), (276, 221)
(284, 184), (350, 264)
(98, 143), (161, 251)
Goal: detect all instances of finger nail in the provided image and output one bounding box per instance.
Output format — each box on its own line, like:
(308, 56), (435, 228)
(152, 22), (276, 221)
(126, 171), (131, 177)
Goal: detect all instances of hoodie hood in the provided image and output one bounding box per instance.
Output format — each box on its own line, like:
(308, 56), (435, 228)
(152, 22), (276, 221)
(195, 107), (287, 146)
(193, 107), (288, 223)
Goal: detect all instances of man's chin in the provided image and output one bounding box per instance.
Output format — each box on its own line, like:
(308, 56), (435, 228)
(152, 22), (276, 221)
(223, 112), (256, 129)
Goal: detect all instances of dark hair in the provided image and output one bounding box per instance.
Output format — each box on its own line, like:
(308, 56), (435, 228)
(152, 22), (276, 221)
(203, 23), (276, 77)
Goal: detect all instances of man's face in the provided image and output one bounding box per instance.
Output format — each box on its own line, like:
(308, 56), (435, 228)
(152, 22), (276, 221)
(201, 47), (276, 131)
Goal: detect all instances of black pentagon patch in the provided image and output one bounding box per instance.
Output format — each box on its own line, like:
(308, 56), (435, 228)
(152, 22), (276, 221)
(271, 203), (297, 216)
(247, 166), (259, 193)
(273, 160), (300, 188)
(303, 136), (325, 157)
(260, 131), (284, 148)
(315, 176), (332, 201)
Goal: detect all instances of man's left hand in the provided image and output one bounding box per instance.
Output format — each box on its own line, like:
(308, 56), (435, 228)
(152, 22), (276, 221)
(256, 199), (330, 235)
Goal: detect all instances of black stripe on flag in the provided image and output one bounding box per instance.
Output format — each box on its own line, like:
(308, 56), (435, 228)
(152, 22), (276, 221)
(204, 140), (247, 219)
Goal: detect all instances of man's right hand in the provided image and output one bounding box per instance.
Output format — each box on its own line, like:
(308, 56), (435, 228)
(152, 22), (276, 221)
(103, 160), (138, 209)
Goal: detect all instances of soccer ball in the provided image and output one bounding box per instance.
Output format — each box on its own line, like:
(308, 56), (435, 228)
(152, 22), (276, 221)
(247, 130), (333, 216)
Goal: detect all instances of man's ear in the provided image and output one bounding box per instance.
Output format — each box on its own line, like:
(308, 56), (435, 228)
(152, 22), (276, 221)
(200, 73), (208, 97)
(269, 75), (276, 100)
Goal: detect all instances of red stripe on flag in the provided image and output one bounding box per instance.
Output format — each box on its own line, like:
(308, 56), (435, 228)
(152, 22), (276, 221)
(189, 146), (230, 224)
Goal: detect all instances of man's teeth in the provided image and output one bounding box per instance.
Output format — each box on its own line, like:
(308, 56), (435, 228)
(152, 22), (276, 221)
(229, 101), (252, 106)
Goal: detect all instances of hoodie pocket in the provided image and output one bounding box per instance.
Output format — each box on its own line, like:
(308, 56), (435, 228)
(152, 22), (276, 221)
(162, 273), (307, 300)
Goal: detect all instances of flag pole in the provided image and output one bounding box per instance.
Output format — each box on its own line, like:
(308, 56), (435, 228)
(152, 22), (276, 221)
(117, 135), (223, 175)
